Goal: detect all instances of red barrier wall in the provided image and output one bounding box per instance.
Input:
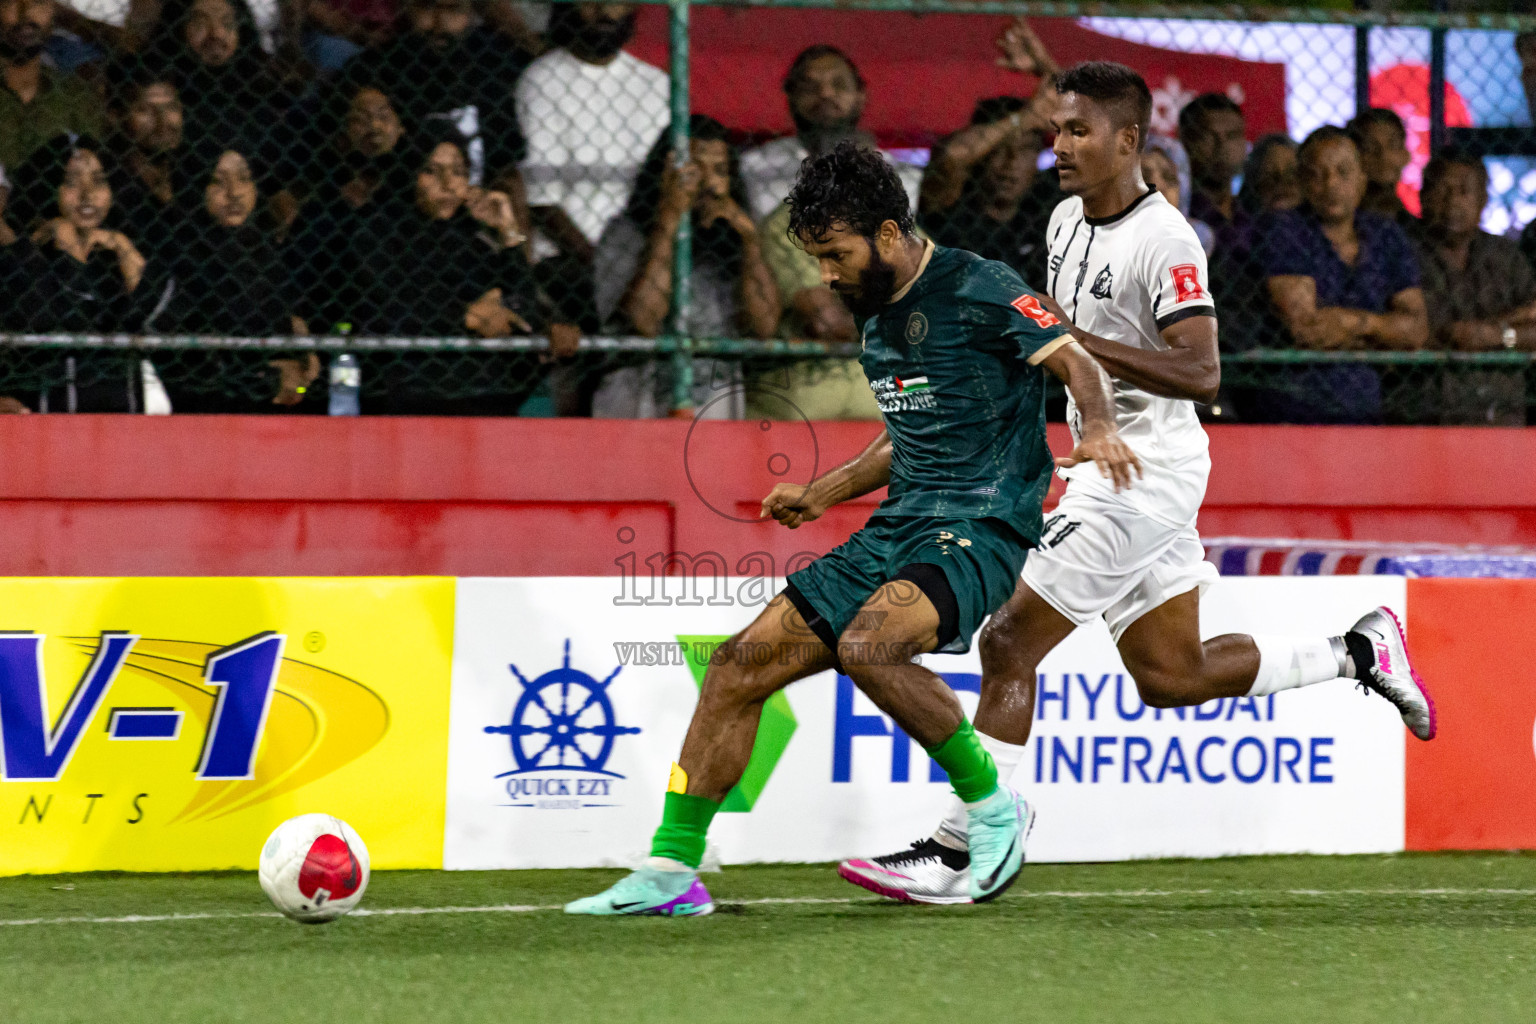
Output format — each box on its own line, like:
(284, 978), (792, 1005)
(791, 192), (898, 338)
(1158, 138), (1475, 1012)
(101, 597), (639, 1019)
(0, 418), (1533, 576)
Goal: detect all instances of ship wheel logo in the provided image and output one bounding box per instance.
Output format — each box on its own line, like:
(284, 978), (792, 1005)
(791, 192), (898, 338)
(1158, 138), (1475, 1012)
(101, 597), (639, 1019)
(485, 640), (641, 777)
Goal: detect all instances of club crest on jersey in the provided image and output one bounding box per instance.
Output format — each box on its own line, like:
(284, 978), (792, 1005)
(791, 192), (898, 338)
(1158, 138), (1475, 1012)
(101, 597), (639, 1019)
(1090, 266), (1113, 300)
(1170, 264), (1205, 302)
(904, 312), (928, 346)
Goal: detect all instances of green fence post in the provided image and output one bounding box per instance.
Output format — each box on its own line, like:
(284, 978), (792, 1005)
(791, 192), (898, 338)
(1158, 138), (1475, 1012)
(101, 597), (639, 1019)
(668, 0), (694, 416)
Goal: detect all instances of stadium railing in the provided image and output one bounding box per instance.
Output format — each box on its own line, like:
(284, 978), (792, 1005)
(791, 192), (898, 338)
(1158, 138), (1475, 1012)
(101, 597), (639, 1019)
(2, 0), (1535, 421)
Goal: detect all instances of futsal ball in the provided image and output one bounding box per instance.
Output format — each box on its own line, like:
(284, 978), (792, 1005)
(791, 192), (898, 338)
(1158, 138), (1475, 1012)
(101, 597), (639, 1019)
(258, 813), (371, 923)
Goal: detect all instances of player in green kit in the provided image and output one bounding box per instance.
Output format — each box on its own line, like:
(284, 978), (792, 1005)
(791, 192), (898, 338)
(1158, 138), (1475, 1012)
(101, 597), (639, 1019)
(566, 143), (1138, 917)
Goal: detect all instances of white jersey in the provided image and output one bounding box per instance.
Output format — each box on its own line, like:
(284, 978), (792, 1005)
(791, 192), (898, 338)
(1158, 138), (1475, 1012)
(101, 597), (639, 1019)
(1046, 188), (1215, 527)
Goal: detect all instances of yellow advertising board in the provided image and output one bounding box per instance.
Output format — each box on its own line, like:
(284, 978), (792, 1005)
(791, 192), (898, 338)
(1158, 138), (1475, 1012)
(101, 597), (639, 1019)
(0, 578), (454, 874)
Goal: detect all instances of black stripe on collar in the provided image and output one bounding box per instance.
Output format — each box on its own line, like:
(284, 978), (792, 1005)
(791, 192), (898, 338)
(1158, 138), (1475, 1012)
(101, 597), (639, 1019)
(1083, 187), (1159, 227)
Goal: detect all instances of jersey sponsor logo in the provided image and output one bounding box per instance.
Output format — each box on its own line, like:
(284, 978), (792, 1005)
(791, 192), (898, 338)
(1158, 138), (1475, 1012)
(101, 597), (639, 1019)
(904, 311), (929, 346)
(1170, 264), (1205, 302)
(871, 376), (937, 413)
(1010, 293), (1061, 328)
(1090, 266), (1113, 300)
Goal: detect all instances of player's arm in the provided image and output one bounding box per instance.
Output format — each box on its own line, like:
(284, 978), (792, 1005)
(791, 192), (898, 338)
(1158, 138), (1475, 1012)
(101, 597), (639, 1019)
(760, 429), (891, 530)
(1042, 293), (1220, 404)
(1039, 341), (1142, 491)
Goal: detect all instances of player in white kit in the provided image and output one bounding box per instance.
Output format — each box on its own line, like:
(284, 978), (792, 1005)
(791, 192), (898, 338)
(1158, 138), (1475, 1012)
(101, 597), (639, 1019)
(832, 62), (1437, 904)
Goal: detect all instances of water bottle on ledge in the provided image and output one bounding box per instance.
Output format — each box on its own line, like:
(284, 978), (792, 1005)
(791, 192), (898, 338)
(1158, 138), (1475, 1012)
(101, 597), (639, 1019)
(329, 353), (361, 416)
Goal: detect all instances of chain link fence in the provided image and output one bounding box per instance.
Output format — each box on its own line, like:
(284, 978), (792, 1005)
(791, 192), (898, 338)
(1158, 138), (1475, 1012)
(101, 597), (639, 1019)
(1, 0), (1534, 421)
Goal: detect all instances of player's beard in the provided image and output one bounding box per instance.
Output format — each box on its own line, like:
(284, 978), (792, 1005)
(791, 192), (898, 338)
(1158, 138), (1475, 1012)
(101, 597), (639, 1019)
(836, 241), (898, 319)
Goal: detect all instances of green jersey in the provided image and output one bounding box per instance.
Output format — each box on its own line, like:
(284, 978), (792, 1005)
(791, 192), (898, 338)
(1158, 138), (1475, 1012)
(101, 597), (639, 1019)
(860, 244), (1071, 544)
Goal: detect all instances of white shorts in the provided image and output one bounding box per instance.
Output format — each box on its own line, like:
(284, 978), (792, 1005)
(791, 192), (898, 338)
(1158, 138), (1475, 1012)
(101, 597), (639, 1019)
(1021, 486), (1219, 642)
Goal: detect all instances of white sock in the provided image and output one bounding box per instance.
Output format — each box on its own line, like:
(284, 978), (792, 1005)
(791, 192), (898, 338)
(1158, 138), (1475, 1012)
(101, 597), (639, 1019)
(1247, 635), (1346, 696)
(936, 730), (1029, 842)
(644, 856), (694, 873)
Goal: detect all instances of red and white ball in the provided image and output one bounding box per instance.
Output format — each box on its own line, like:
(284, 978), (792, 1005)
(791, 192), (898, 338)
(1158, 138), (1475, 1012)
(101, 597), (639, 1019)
(258, 814), (370, 923)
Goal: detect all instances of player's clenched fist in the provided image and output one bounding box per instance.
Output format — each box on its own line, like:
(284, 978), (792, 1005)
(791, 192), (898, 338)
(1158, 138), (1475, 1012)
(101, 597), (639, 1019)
(760, 482), (827, 529)
(1055, 432), (1143, 492)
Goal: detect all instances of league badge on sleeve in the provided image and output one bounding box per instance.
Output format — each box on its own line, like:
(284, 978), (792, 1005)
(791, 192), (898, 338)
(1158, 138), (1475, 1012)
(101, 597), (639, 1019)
(1170, 264), (1205, 303)
(1010, 293), (1060, 328)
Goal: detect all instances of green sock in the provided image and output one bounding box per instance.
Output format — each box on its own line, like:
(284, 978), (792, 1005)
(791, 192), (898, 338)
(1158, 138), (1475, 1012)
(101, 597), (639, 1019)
(649, 791), (720, 869)
(926, 718), (998, 804)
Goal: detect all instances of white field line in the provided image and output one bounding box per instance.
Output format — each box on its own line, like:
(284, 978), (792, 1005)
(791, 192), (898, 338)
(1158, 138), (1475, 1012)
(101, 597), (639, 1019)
(0, 887), (1533, 928)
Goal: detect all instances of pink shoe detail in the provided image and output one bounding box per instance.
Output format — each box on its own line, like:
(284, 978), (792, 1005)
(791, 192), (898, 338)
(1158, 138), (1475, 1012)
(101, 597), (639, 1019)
(1381, 606), (1436, 741)
(838, 862), (918, 903)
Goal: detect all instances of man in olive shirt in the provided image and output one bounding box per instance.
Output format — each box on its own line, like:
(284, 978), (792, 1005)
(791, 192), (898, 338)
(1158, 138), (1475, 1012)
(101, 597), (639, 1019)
(1412, 148), (1535, 425)
(1, 0), (103, 173)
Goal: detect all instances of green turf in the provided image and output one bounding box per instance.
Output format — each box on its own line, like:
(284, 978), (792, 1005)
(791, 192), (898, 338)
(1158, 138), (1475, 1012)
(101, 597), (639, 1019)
(2, 854), (1535, 1023)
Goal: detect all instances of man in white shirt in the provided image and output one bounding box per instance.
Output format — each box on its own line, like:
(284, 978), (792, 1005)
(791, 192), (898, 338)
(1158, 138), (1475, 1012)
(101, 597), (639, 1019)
(516, 3), (667, 262)
(829, 62), (1437, 906)
(515, 2), (666, 338)
(740, 44), (920, 223)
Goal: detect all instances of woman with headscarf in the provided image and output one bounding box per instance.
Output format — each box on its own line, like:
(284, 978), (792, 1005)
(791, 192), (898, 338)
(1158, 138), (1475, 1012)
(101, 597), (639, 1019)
(2, 133), (163, 331)
(335, 121), (544, 413)
(158, 143), (321, 411)
(0, 133), (173, 410)
(1208, 134), (1304, 363)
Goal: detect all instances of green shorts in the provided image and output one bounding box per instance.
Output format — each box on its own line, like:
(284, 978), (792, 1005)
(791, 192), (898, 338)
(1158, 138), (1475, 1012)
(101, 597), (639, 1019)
(785, 514), (1031, 658)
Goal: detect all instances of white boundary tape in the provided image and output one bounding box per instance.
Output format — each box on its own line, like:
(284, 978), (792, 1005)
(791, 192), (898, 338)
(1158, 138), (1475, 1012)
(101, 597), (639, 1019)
(2, 888), (1533, 927)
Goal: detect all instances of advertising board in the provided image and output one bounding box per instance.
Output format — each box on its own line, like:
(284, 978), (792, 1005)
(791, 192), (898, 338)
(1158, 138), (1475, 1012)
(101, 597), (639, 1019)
(0, 577), (454, 874)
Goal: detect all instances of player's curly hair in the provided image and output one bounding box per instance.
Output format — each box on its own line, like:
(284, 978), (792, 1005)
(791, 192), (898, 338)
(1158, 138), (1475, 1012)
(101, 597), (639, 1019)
(785, 141), (914, 244)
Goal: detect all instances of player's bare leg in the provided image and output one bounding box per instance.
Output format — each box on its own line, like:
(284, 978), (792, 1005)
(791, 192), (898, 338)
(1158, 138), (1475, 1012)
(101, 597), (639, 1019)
(1119, 589), (1433, 743)
(972, 580), (1078, 746)
(674, 593), (838, 801)
(1116, 588), (1260, 706)
(839, 579), (1069, 903)
(1118, 591), (1434, 740)
(567, 592), (835, 916)
(836, 580), (960, 748)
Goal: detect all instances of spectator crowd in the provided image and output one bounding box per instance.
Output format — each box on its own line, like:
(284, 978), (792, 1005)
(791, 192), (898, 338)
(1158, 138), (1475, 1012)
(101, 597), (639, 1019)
(0, 0), (1532, 423)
